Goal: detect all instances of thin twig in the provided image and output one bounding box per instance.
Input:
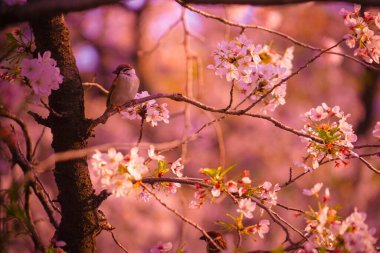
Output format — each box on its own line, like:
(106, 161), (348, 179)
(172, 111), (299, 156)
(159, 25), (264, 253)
(358, 156), (380, 174)
(140, 183), (223, 251)
(24, 182), (45, 252)
(34, 176), (61, 214)
(83, 82), (109, 94)
(175, 1), (380, 71)
(224, 80), (235, 111)
(0, 110), (33, 160)
(142, 177), (210, 188)
(110, 231), (129, 253)
(276, 202), (305, 214)
(137, 117), (145, 145)
(241, 39), (345, 113)
(32, 127), (46, 159)
(138, 16), (182, 55)
(281, 171), (309, 188)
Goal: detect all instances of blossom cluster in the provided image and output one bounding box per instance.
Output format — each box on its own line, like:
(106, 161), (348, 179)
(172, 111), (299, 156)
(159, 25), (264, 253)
(120, 91), (170, 127)
(208, 34), (294, 113)
(340, 4), (380, 64)
(192, 168), (280, 213)
(20, 51), (63, 96)
(372, 121), (380, 140)
(1, 50), (63, 112)
(89, 146), (183, 197)
(301, 184), (377, 253)
(300, 103), (357, 170)
(189, 168), (278, 239)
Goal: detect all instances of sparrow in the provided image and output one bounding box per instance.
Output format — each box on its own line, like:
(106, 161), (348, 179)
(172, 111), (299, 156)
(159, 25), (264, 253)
(200, 231), (227, 253)
(107, 64), (140, 109)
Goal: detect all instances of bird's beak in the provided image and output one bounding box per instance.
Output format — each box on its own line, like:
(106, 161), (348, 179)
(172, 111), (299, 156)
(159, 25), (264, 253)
(112, 69), (118, 74)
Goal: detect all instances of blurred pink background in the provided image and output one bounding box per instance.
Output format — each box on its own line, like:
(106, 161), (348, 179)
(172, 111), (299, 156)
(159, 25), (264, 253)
(1, 1), (380, 252)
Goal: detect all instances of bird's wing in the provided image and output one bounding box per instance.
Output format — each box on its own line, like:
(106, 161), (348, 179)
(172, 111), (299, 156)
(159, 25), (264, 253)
(106, 79), (116, 108)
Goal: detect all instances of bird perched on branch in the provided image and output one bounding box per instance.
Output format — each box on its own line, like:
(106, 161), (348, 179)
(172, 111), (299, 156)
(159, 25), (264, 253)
(107, 64), (140, 110)
(200, 231), (227, 253)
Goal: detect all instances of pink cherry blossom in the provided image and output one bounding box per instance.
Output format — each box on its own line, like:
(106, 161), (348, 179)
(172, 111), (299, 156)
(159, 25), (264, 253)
(150, 241), (173, 253)
(20, 51), (63, 96)
(237, 198), (256, 219)
(148, 145), (165, 161)
(208, 34), (294, 113)
(121, 91), (170, 127)
(302, 103), (357, 170)
(257, 220), (270, 238)
(170, 158), (184, 178)
(303, 182), (323, 196)
(372, 122), (380, 140)
(226, 180), (238, 193)
(341, 5), (380, 64)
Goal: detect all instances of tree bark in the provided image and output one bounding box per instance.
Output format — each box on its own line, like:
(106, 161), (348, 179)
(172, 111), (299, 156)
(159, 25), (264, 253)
(30, 15), (97, 253)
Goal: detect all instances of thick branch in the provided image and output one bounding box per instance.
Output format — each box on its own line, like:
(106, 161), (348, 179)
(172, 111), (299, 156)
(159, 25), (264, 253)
(30, 13), (97, 253)
(182, 0), (380, 6)
(2, 126), (59, 228)
(0, 110), (33, 160)
(0, 0), (120, 29)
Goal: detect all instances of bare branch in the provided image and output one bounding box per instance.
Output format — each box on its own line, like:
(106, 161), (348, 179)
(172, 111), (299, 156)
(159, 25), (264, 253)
(110, 231), (129, 253)
(0, 0), (121, 29)
(83, 82), (109, 95)
(0, 110), (33, 160)
(1, 125), (59, 228)
(176, 0), (380, 71)
(181, 0), (380, 6)
(140, 183), (224, 251)
(357, 156), (380, 174)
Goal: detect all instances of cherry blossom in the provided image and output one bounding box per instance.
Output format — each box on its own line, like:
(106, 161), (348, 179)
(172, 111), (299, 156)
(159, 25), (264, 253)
(170, 158), (184, 178)
(20, 51), (63, 96)
(303, 188), (377, 252)
(211, 183), (221, 197)
(225, 180), (238, 193)
(340, 209), (377, 253)
(150, 241), (173, 253)
(120, 91), (170, 127)
(189, 185), (206, 209)
(237, 198), (256, 219)
(208, 34), (294, 113)
(303, 182), (323, 196)
(372, 121), (380, 140)
(89, 147), (148, 197)
(148, 145), (165, 161)
(258, 181), (280, 208)
(301, 103), (357, 170)
(340, 5), (380, 64)
(256, 220), (270, 238)
(323, 188), (330, 203)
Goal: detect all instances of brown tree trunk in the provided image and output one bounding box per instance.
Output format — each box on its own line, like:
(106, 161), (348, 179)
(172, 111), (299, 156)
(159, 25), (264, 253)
(30, 15), (97, 253)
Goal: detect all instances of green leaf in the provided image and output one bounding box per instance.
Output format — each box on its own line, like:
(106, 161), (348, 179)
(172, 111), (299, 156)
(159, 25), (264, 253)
(200, 167), (218, 178)
(220, 164), (236, 177)
(45, 245), (55, 253)
(156, 160), (169, 176)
